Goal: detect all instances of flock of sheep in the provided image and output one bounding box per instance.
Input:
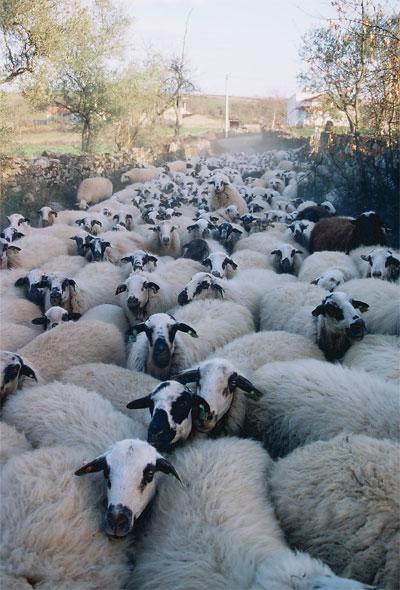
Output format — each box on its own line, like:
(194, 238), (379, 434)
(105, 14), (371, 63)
(0, 149), (399, 590)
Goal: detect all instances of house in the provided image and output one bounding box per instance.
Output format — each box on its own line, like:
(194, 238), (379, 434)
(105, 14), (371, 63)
(287, 93), (348, 128)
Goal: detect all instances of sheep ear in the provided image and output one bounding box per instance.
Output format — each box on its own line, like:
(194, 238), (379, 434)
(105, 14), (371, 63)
(115, 284), (127, 295)
(144, 281), (160, 294)
(20, 363), (37, 381)
(202, 258), (211, 268)
(120, 256), (132, 263)
(68, 279), (76, 290)
(295, 250), (303, 254)
(126, 395), (152, 409)
(69, 312), (81, 321)
(8, 245), (21, 252)
(310, 278), (319, 285)
(351, 299), (369, 313)
(226, 258), (237, 270)
(62, 313), (70, 321)
(149, 226), (159, 232)
(387, 256), (400, 267)
(172, 368), (200, 385)
(177, 323), (198, 338)
(187, 225), (196, 231)
(155, 458), (182, 484)
(51, 211), (58, 217)
(312, 304), (326, 317)
(232, 374), (263, 400)
(32, 317), (47, 325)
(211, 282), (225, 297)
(15, 232), (25, 239)
(270, 249), (279, 255)
(75, 455), (107, 476)
(14, 277), (28, 287)
(232, 228), (242, 234)
(360, 255), (371, 263)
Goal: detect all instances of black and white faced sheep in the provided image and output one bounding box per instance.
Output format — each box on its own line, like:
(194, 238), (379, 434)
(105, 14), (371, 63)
(270, 244), (303, 275)
(182, 239), (210, 262)
(14, 269), (47, 307)
(127, 380), (195, 451)
(0, 226), (25, 243)
(85, 236), (111, 262)
(31, 306), (81, 330)
(121, 250), (158, 272)
(0, 351), (37, 402)
(38, 206), (58, 227)
(360, 248), (400, 281)
(202, 251), (237, 278)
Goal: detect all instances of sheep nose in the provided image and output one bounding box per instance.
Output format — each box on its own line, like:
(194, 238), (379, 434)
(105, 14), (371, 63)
(372, 271), (382, 278)
(104, 504), (133, 538)
(162, 237), (170, 245)
(348, 318), (365, 340)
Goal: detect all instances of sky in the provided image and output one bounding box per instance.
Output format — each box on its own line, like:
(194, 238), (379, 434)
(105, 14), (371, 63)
(119, 0), (337, 98)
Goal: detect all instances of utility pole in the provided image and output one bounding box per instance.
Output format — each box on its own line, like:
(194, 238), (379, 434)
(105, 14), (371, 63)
(224, 73), (230, 138)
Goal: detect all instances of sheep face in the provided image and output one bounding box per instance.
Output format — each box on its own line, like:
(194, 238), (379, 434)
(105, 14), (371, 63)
(187, 219), (214, 239)
(216, 223), (243, 243)
(86, 237), (111, 262)
(225, 205), (240, 221)
(0, 226), (25, 242)
(320, 201), (336, 215)
(150, 221), (177, 246)
(75, 217), (103, 235)
(351, 211), (386, 248)
(287, 221), (312, 246)
(312, 292), (369, 361)
(270, 244), (303, 275)
(182, 239), (210, 262)
(116, 275), (160, 321)
(7, 213), (30, 229)
(361, 248), (400, 281)
(14, 269), (46, 306)
(75, 439), (181, 538)
(133, 313), (198, 371)
(70, 235), (90, 257)
(38, 206), (58, 227)
(127, 381), (193, 452)
(202, 252), (237, 278)
(207, 174), (229, 195)
(40, 273), (76, 308)
(178, 272), (224, 306)
(311, 269), (345, 292)
(121, 250), (158, 272)
(173, 358), (262, 434)
(0, 238), (20, 269)
(0, 351), (37, 401)
(31, 306), (80, 330)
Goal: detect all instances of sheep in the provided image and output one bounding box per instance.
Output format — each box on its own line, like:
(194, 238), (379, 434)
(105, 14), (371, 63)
(229, 248), (271, 271)
(287, 219), (315, 249)
(3, 234), (69, 270)
(115, 258), (202, 324)
(0, 351), (37, 402)
(310, 268), (346, 291)
(233, 231), (292, 256)
(38, 206), (58, 227)
(31, 306), (81, 330)
(0, 422), (31, 466)
(6, 213), (30, 231)
(214, 222), (244, 252)
(40, 254), (87, 275)
(342, 278), (400, 335)
(120, 250), (158, 272)
(357, 247), (400, 281)
(269, 434), (399, 589)
(146, 220), (182, 257)
(74, 214), (107, 235)
(297, 205), (334, 222)
(0, 226), (25, 242)
(40, 272), (78, 313)
(165, 160), (187, 173)
(208, 330), (324, 375)
(1, 440), (181, 587)
(172, 358), (262, 435)
(246, 359), (399, 458)
(127, 300), (254, 379)
(79, 304), (127, 334)
(269, 243), (304, 275)
(58, 362), (159, 417)
(131, 437), (374, 590)
(121, 166), (163, 184)
(0, 239), (21, 269)
(68, 261), (127, 315)
(76, 177), (113, 210)
(13, 268), (46, 306)
(310, 211), (387, 254)
(2, 381), (146, 453)
(18, 319), (125, 382)
(186, 218), (216, 239)
(260, 285), (370, 361)
(298, 251), (359, 283)
(208, 174), (248, 215)
(342, 334), (400, 382)
(0, 322), (39, 351)
(0, 296), (42, 328)
(201, 251), (237, 278)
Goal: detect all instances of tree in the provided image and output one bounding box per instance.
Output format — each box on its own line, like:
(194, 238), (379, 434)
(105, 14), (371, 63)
(164, 11), (196, 138)
(0, 0), (64, 84)
(299, 0), (399, 139)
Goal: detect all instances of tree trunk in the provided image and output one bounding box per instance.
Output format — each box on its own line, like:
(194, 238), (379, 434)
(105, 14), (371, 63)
(174, 94), (182, 138)
(81, 119), (92, 152)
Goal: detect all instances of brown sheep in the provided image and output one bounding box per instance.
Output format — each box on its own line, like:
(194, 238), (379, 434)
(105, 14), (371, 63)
(310, 211), (387, 254)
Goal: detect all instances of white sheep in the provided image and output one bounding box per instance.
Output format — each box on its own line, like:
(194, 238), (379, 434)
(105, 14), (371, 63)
(269, 434), (399, 589)
(6, 213), (30, 232)
(69, 261), (127, 315)
(260, 285), (370, 361)
(0, 297), (42, 329)
(208, 330), (324, 375)
(58, 362), (159, 417)
(342, 278), (400, 335)
(145, 220), (182, 258)
(0, 422), (31, 466)
(352, 247), (400, 281)
(131, 437), (373, 590)
(76, 177), (113, 210)
(38, 206), (58, 227)
(201, 251), (237, 278)
(0, 351), (37, 401)
(269, 243), (305, 275)
(31, 306), (80, 330)
(246, 358), (399, 458)
(40, 254), (87, 275)
(80, 304), (128, 335)
(298, 251), (359, 283)
(3, 235), (69, 270)
(0, 322), (39, 351)
(342, 334), (400, 382)
(1, 440), (181, 587)
(121, 166), (163, 184)
(208, 174), (248, 215)
(127, 300), (255, 379)
(310, 268), (346, 291)
(18, 319), (125, 382)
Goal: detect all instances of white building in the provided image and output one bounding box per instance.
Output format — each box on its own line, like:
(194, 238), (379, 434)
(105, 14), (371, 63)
(287, 93), (349, 128)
